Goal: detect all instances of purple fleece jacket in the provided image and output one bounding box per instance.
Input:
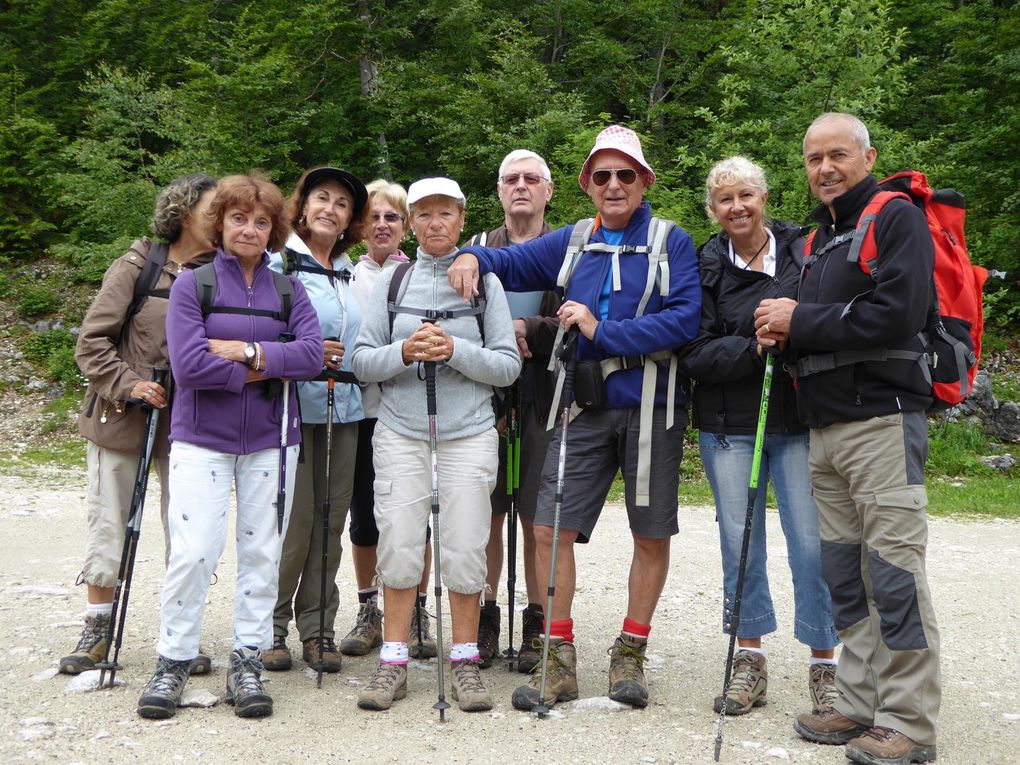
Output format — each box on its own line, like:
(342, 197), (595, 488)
(166, 250), (324, 455)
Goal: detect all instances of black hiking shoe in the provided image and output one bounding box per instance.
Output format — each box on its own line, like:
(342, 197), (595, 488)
(516, 604), (543, 674)
(478, 601), (501, 669)
(226, 647), (273, 718)
(137, 655), (191, 719)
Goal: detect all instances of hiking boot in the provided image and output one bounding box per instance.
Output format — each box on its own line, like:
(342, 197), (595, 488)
(713, 650), (767, 715)
(511, 636), (578, 710)
(809, 662), (839, 713)
(477, 602), (501, 669)
(137, 655), (190, 719)
(608, 635), (649, 708)
(59, 613), (110, 675)
(225, 647), (273, 718)
(794, 707), (870, 745)
(189, 649), (212, 676)
(408, 606), (437, 659)
(340, 603), (383, 656)
(303, 637), (342, 673)
(516, 604), (544, 674)
(451, 659), (493, 712)
(260, 634), (292, 671)
(357, 662), (408, 711)
(846, 727), (937, 765)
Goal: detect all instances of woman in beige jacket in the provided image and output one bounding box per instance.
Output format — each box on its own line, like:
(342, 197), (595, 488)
(60, 174), (217, 677)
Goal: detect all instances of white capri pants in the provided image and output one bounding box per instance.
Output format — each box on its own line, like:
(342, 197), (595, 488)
(156, 441), (298, 661)
(372, 422), (497, 594)
(82, 441), (170, 587)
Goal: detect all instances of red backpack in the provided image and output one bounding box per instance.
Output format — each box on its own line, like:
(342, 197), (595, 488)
(805, 171), (987, 407)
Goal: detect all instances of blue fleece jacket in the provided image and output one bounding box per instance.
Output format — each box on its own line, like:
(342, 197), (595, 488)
(456, 203), (701, 409)
(166, 250), (324, 455)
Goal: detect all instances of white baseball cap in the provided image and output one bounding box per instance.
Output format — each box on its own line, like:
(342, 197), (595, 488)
(407, 177), (466, 206)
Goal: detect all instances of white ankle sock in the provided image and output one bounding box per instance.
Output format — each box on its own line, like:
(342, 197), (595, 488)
(380, 641), (408, 664)
(449, 642), (480, 662)
(86, 603), (112, 618)
(810, 657), (837, 665)
(739, 647), (766, 656)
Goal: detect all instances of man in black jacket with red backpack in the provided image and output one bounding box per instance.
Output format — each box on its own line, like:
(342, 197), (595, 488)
(754, 112), (940, 765)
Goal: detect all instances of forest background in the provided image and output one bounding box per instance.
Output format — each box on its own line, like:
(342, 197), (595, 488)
(0, 0), (1018, 511)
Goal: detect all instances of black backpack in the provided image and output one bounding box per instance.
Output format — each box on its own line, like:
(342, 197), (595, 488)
(194, 262), (295, 322)
(386, 260), (486, 341)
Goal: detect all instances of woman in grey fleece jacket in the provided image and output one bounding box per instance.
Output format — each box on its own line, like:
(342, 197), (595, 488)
(351, 177), (520, 713)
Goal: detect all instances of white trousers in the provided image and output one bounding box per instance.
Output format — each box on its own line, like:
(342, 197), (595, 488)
(157, 441), (298, 660)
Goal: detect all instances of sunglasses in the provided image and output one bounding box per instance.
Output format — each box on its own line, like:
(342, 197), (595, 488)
(370, 212), (404, 223)
(591, 168), (639, 186)
(500, 172), (546, 187)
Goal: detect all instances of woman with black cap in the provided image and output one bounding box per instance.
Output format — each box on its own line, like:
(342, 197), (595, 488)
(261, 166), (368, 674)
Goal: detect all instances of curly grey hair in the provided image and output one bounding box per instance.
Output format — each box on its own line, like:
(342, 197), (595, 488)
(151, 173), (218, 243)
(704, 156), (769, 224)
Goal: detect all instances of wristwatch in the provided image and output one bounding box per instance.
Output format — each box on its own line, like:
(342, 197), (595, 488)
(243, 343), (256, 367)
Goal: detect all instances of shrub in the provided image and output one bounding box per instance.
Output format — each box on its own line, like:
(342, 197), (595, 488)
(16, 284), (61, 319)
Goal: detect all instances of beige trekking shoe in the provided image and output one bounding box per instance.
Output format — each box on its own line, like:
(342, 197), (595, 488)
(357, 662), (408, 711)
(713, 649), (767, 715)
(608, 635), (650, 708)
(450, 659), (493, 712)
(808, 662), (839, 713)
(340, 603), (383, 656)
(59, 613), (110, 675)
(511, 636), (578, 710)
(408, 606), (437, 659)
(846, 726), (937, 764)
(260, 634), (292, 671)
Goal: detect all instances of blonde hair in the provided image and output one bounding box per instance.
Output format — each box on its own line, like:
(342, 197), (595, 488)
(704, 156), (769, 224)
(363, 179), (411, 235)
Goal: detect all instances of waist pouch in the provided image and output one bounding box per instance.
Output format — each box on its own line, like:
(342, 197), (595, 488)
(574, 360), (606, 409)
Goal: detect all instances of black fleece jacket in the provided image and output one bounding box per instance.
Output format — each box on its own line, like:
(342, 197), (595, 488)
(680, 220), (806, 435)
(790, 176), (934, 428)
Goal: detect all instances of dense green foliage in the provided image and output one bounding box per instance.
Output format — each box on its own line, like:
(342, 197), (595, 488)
(1, 0), (1018, 326)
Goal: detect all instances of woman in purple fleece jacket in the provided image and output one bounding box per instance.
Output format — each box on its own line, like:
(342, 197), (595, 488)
(137, 174), (323, 721)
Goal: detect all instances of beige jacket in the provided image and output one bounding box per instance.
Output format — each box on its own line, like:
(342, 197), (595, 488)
(75, 238), (211, 457)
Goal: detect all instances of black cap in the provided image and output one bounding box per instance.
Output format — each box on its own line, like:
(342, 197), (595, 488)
(300, 167), (368, 216)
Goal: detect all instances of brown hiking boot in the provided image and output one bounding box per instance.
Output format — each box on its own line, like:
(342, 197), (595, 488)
(846, 727), (937, 764)
(794, 707), (870, 745)
(357, 662), (408, 711)
(303, 637), (342, 673)
(713, 650), (767, 715)
(511, 636), (578, 710)
(516, 604), (544, 673)
(809, 662), (839, 713)
(450, 659), (493, 712)
(59, 613), (110, 675)
(408, 605), (437, 659)
(340, 602), (383, 656)
(260, 635), (292, 671)
(477, 602), (501, 669)
(608, 635), (649, 708)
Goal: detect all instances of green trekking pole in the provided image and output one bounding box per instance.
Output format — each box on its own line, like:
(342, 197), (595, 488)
(713, 352), (775, 761)
(504, 379), (521, 669)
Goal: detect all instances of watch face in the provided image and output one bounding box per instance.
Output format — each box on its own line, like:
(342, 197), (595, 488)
(245, 344), (255, 360)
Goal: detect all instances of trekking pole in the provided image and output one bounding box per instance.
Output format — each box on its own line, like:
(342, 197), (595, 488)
(275, 333), (296, 535)
(713, 352), (775, 761)
(504, 379), (521, 670)
(98, 367), (169, 689)
(423, 326), (451, 722)
(316, 375), (336, 689)
(534, 327), (579, 718)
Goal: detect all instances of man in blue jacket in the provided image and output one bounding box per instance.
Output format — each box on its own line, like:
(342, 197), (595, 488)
(449, 125), (700, 710)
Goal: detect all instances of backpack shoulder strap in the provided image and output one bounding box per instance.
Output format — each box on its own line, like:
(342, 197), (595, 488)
(119, 241), (169, 344)
(556, 218), (595, 290)
(847, 190), (911, 278)
(387, 260), (416, 338)
(195, 263), (293, 322)
(269, 270), (295, 323)
(635, 216), (675, 316)
(195, 262), (218, 318)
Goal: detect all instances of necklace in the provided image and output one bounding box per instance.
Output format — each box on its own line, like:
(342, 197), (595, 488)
(736, 233), (769, 270)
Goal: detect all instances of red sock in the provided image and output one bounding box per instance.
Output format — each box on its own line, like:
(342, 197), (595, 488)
(622, 617), (651, 642)
(543, 618), (574, 644)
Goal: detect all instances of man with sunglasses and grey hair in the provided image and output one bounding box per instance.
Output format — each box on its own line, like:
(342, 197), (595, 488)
(468, 150), (559, 673)
(449, 126), (700, 711)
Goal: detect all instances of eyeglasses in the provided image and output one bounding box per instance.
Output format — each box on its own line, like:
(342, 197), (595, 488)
(370, 212), (404, 223)
(591, 168), (639, 187)
(500, 172), (547, 187)
(228, 213), (272, 231)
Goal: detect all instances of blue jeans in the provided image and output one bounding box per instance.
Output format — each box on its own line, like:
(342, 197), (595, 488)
(700, 431), (837, 649)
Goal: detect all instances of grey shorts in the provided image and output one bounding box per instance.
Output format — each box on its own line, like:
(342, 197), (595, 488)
(534, 406), (686, 543)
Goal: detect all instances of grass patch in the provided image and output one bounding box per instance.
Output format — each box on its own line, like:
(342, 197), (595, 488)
(0, 437), (86, 473)
(928, 475), (1020, 518)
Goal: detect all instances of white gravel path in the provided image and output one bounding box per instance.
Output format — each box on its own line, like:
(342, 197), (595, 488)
(0, 469), (1017, 764)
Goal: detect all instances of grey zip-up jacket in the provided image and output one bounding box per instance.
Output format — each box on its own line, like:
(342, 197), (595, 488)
(351, 248), (521, 441)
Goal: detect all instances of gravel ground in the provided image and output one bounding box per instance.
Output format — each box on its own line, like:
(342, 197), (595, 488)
(0, 469), (1017, 765)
